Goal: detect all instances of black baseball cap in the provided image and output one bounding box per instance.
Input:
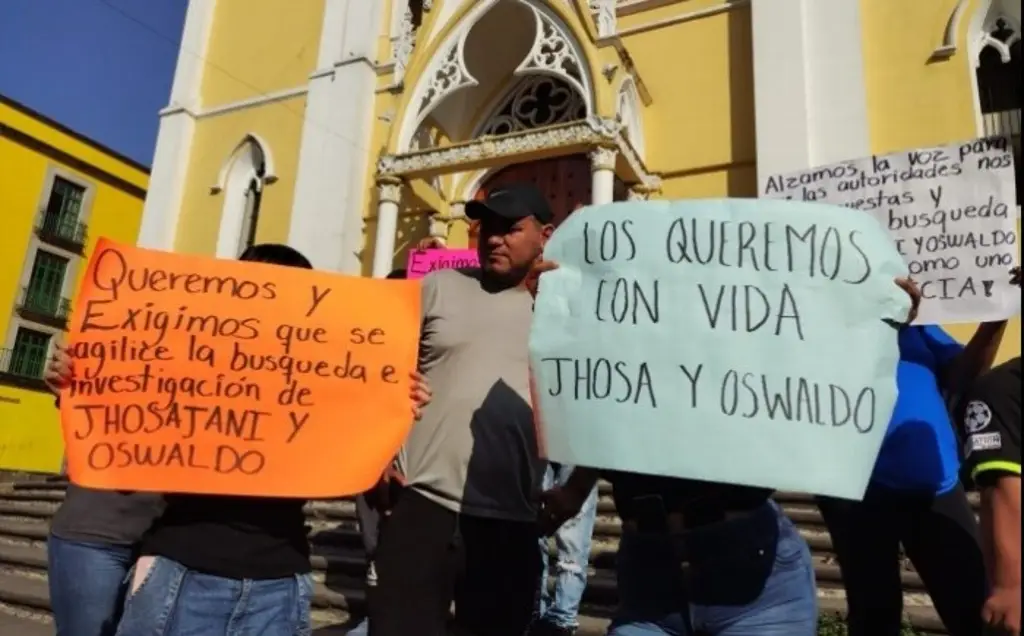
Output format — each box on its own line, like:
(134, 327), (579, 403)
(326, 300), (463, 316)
(466, 183), (554, 224)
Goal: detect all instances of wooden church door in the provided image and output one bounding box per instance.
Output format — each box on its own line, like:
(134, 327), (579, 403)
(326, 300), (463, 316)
(470, 155), (592, 247)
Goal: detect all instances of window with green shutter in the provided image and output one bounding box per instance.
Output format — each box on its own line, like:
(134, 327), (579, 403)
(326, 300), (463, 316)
(41, 177), (86, 241)
(9, 328), (51, 378)
(25, 250), (69, 315)
(44, 177), (84, 224)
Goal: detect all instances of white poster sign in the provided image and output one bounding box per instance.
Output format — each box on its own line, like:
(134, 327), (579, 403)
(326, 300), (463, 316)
(762, 138), (1019, 324)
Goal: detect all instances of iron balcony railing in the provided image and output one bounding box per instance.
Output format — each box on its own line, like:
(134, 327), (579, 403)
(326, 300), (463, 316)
(36, 212), (88, 247)
(982, 108), (1022, 141)
(18, 287), (72, 323)
(0, 347), (46, 380)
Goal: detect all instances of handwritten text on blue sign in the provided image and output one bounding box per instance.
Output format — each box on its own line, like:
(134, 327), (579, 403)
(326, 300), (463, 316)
(528, 199), (911, 500)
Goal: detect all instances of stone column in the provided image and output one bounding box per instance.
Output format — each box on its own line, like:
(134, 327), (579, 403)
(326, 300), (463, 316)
(590, 146), (618, 205)
(750, 0), (869, 191)
(136, 0), (216, 250)
(429, 201), (460, 245)
(371, 178), (403, 278)
(288, 0), (387, 273)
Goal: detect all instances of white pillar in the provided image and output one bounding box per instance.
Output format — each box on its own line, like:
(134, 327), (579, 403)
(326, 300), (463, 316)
(429, 202), (458, 245)
(448, 200), (466, 229)
(371, 179), (403, 278)
(590, 146), (617, 205)
(136, 0), (216, 250)
(750, 0), (869, 191)
(288, 0), (387, 273)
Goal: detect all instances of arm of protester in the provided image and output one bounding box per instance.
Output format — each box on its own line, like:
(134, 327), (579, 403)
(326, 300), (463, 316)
(525, 259), (559, 299)
(366, 461), (407, 515)
(44, 342), (74, 408)
(416, 237), (445, 250)
(369, 369), (427, 513)
(933, 321), (1006, 398)
(894, 277), (922, 325)
(935, 266), (1019, 395)
(980, 477), (1022, 636)
(409, 370), (431, 419)
(895, 272), (1008, 396)
(539, 466), (599, 535)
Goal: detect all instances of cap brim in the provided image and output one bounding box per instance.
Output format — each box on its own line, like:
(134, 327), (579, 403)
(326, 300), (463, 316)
(465, 198), (529, 221)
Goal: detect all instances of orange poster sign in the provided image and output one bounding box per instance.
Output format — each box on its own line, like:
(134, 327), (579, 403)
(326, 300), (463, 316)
(60, 239), (421, 498)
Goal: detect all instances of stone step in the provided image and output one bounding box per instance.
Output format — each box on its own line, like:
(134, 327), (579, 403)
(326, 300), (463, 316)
(0, 502), (935, 590)
(0, 532), (932, 608)
(0, 480), (957, 633)
(0, 480), (985, 508)
(0, 521), (943, 632)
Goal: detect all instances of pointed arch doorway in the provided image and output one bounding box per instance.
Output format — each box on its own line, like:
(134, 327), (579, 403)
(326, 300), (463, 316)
(468, 154), (628, 247)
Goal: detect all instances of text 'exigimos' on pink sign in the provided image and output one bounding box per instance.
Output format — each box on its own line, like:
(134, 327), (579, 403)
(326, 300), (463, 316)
(406, 249), (479, 279)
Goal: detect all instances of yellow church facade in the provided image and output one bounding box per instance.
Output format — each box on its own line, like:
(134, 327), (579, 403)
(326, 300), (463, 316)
(0, 95), (148, 472)
(142, 0), (1021, 358)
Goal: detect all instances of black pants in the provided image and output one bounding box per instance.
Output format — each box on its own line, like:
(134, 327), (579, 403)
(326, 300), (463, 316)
(368, 488), (542, 636)
(355, 494), (380, 558)
(817, 483), (988, 636)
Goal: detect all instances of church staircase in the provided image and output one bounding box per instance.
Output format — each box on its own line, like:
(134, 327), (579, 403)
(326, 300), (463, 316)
(0, 479), (960, 634)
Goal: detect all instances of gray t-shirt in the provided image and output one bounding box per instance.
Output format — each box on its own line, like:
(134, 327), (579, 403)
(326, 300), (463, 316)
(50, 485), (164, 546)
(398, 268), (543, 522)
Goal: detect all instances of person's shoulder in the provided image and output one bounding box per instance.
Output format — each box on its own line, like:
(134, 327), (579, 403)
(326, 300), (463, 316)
(423, 267), (483, 289)
(959, 356), (1021, 436)
(989, 356), (1021, 382)
(971, 356), (1021, 400)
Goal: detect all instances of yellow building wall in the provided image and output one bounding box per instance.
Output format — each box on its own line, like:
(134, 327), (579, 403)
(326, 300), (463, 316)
(620, 2), (757, 200)
(861, 0), (1021, 363)
(0, 101), (146, 473)
(200, 0), (325, 108)
(174, 98), (307, 256)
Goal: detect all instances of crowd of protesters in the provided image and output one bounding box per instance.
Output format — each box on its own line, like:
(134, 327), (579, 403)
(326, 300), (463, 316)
(42, 183), (1020, 636)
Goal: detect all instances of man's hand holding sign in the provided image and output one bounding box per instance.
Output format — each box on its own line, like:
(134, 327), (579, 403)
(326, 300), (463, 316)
(528, 199), (914, 501)
(56, 239), (423, 499)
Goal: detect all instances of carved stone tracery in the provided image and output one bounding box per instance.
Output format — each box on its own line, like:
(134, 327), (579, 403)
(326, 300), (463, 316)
(979, 17), (1021, 64)
(418, 41), (478, 115)
(391, 2), (416, 84)
(479, 76), (586, 137)
(589, 0), (617, 38)
(515, 7), (588, 103)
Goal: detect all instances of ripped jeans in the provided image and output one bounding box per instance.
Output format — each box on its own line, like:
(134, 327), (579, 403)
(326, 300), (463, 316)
(538, 463), (599, 629)
(114, 556), (313, 635)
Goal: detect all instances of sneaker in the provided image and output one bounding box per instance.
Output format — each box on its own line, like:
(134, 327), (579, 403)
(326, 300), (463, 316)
(365, 561), (378, 587)
(530, 621), (576, 636)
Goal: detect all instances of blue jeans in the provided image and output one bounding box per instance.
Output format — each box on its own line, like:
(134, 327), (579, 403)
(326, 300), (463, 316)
(48, 534), (135, 636)
(113, 556), (314, 635)
(538, 463), (599, 629)
(609, 502), (818, 636)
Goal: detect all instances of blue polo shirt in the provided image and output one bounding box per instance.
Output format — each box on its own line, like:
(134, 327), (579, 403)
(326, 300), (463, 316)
(871, 325), (964, 494)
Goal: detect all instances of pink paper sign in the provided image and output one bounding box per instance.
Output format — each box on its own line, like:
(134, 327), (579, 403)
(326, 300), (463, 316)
(406, 248), (479, 279)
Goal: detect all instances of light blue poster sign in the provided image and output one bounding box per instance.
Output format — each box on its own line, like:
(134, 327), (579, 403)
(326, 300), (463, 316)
(529, 199), (912, 500)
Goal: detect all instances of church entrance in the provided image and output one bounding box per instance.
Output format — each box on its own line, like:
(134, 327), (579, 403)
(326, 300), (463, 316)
(469, 154), (626, 247)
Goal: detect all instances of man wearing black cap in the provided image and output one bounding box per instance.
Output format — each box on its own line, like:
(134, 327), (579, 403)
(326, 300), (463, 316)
(368, 183), (555, 636)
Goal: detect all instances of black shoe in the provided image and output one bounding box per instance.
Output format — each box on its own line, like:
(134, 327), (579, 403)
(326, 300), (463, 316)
(530, 621), (576, 636)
